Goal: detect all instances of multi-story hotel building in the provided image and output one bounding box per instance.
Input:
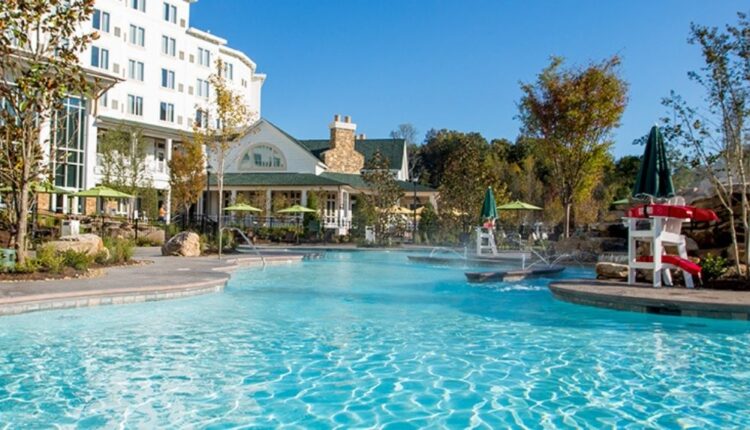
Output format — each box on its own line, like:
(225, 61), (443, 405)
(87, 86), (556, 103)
(51, 0), (264, 220)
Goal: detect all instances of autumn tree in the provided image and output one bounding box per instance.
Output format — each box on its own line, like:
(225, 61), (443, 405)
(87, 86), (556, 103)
(519, 56), (628, 238)
(662, 12), (750, 277)
(362, 151), (405, 245)
(168, 137), (206, 227)
(0, 0), (100, 263)
(200, 58), (253, 258)
(439, 137), (508, 234)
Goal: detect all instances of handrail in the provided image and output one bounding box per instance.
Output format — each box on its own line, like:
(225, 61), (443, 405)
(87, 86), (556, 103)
(222, 227), (266, 267)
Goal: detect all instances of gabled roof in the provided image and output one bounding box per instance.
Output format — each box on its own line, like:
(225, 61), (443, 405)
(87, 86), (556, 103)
(299, 138), (406, 170)
(246, 118), (326, 166)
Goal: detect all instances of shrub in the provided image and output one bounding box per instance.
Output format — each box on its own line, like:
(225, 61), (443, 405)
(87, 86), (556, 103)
(94, 251), (110, 265)
(701, 253), (728, 282)
(62, 250), (93, 271)
(104, 237), (135, 264)
(14, 258), (41, 274)
(35, 245), (65, 274)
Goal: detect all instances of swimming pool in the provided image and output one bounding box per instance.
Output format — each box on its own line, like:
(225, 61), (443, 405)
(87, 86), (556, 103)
(1, 251), (749, 427)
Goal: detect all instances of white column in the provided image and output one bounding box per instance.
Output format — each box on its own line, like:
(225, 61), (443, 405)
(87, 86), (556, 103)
(230, 190), (237, 204)
(83, 105), (98, 190)
(301, 189), (308, 206)
(165, 138), (173, 224)
(265, 189), (272, 217)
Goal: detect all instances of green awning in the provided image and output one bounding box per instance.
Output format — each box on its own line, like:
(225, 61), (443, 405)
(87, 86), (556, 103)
(72, 185), (133, 199)
(480, 187), (498, 220)
(497, 200), (542, 211)
(632, 125), (674, 199)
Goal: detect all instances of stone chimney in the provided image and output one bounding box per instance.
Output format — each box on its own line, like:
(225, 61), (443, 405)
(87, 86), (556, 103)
(323, 114), (364, 173)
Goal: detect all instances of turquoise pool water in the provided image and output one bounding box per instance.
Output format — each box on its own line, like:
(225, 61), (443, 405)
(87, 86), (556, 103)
(1, 251), (749, 428)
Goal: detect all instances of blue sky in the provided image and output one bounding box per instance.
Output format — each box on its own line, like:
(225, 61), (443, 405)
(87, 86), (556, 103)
(191, 0), (747, 157)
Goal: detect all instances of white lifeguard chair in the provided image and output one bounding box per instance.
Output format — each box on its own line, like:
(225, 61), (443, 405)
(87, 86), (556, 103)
(475, 224), (498, 256)
(625, 197), (697, 288)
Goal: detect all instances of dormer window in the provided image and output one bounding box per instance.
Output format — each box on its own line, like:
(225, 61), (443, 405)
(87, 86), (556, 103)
(239, 144), (286, 170)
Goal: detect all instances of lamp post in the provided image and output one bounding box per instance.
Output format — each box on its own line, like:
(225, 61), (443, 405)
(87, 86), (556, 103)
(412, 175), (419, 243)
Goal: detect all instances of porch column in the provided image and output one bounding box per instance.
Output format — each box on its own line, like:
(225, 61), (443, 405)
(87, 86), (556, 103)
(165, 138), (173, 224)
(265, 189), (272, 216)
(230, 190), (237, 204)
(301, 189), (308, 206)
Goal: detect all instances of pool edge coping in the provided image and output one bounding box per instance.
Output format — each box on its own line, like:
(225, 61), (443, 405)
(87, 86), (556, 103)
(0, 255), (303, 317)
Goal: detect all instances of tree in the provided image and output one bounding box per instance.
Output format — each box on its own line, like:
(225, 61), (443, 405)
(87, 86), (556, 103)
(439, 139), (508, 234)
(418, 130), (489, 188)
(362, 152), (405, 245)
(0, 0), (100, 263)
(519, 56), (628, 237)
(662, 12), (750, 277)
(200, 58), (254, 258)
(97, 127), (152, 216)
(168, 137), (206, 227)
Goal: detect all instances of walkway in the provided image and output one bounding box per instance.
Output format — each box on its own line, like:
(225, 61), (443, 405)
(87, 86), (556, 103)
(0, 247), (304, 317)
(549, 279), (750, 320)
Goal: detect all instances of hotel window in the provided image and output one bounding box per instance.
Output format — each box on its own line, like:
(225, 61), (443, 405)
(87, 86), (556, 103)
(196, 78), (209, 99)
(198, 47), (211, 67)
(129, 25), (145, 47)
(127, 95), (143, 116)
(131, 0), (146, 12)
(92, 9), (110, 33)
(128, 60), (144, 81)
(99, 90), (108, 108)
(159, 102), (174, 122)
(195, 109), (208, 128)
(161, 35), (176, 56)
(161, 69), (175, 89)
(90, 46), (109, 69)
(223, 62), (234, 81)
(52, 97), (87, 190)
(163, 2), (177, 23)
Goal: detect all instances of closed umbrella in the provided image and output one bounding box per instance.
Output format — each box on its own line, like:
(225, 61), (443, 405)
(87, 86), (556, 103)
(632, 125), (674, 199)
(480, 187), (498, 221)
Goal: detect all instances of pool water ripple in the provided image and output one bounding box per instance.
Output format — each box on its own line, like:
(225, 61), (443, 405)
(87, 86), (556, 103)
(1, 251), (750, 428)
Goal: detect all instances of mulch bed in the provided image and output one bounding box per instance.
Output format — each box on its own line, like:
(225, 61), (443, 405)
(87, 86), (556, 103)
(0, 259), (151, 283)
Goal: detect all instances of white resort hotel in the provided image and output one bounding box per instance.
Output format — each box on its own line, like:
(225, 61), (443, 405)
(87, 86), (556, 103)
(42, 0), (436, 235)
(50, 0), (264, 219)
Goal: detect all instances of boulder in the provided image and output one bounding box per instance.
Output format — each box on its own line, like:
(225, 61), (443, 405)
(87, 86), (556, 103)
(161, 231), (201, 257)
(141, 228), (165, 245)
(596, 262), (628, 280)
(47, 233), (108, 257)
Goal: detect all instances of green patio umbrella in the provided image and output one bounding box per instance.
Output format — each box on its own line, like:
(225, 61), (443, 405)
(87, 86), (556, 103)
(277, 204), (317, 244)
(480, 187), (499, 220)
(72, 185), (133, 199)
(276, 204), (317, 214)
(611, 198), (630, 206)
(497, 200), (543, 211)
(224, 203), (262, 212)
(632, 125), (674, 199)
(0, 181), (71, 194)
(72, 185), (133, 218)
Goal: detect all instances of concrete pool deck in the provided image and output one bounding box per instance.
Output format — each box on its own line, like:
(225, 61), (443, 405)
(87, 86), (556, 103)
(0, 247), (304, 317)
(549, 279), (750, 320)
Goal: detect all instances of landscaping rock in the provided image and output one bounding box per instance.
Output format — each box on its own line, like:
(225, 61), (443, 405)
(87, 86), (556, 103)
(596, 262), (628, 280)
(47, 234), (108, 257)
(161, 232), (201, 257)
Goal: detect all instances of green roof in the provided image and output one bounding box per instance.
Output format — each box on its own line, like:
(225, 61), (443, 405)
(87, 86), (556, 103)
(299, 138), (406, 170)
(208, 172), (436, 192)
(320, 172), (435, 192)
